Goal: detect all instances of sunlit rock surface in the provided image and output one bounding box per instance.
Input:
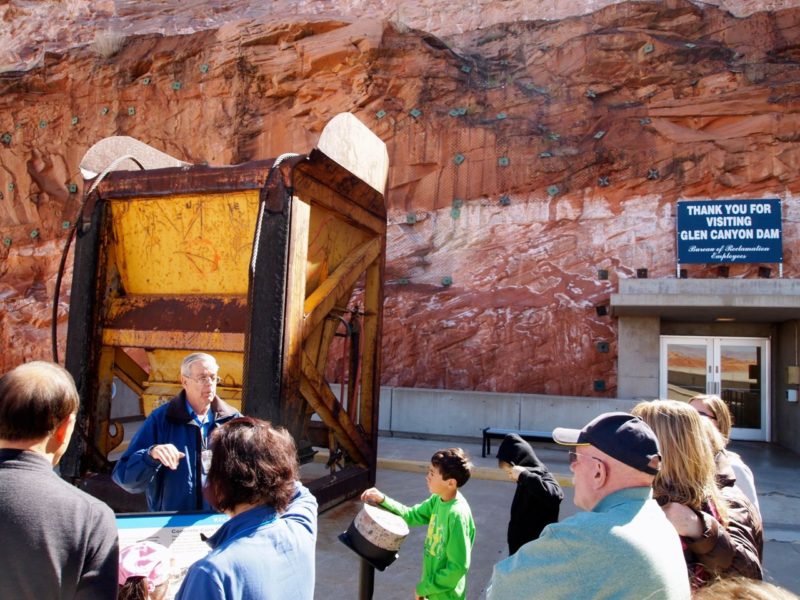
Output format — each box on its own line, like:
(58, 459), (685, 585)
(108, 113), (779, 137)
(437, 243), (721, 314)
(1, 0), (799, 395)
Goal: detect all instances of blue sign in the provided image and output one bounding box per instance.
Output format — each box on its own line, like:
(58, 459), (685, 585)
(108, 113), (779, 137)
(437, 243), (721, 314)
(676, 199), (782, 264)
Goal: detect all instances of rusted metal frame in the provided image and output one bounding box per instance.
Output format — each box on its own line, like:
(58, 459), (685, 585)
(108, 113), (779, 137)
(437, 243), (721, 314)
(304, 296), (350, 382)
(306, 465), (371, 514)
(309, 313), (353, 457)
(103, 296), (248, 332)
(97, 160), (276, 198)
(279, 197), (311, 440)
(241, 173), (291, 425)
(302, 315), (336, 396)
(302, 237), (382, 341)
(346, 313), (361, 424)
(302, 316), (341, 448)
(113, 348), (146, 425)
(112, 347), (147, 420)
(333, 314), (359, 424)
(95, 346), (123, 456)
(304, 318), (331, 382)
(292, 169), (385, 235)
(301, 149), (386, 220)
(359, 250), (386, 485)
(112, 347), (148, 397)
(299, 352), (370, 467)
(102, 329), (244, 352)
(307, 303), (357, 433)
(93, 199), (127, 466)
(301, 236), (380, 432)
(302, 240), (376, 447)
(315, 316), (347, 381)
(62, 198), (110, 479)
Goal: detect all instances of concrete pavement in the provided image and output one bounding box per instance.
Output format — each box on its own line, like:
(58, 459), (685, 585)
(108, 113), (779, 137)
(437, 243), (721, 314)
(309, 435), (800, 598)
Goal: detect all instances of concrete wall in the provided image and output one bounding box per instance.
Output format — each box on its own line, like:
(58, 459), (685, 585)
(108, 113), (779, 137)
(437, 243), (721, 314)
(377, 386), (637, 439)
(660, 321), (776, 338)
(617, 316), (660, 399)
(776, 320), (800, 454)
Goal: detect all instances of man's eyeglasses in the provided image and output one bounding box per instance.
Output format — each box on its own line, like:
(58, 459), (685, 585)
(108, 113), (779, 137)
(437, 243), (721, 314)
(186, 375), (221, 385)
(568, 450), (604, 466)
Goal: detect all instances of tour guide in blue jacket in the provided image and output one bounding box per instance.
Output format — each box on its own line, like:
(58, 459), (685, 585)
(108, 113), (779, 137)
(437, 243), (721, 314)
(112, 353), (240, 512)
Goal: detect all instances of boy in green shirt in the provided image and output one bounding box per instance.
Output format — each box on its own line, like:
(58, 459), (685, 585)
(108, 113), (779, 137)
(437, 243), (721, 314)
(361, 448), (476, 600)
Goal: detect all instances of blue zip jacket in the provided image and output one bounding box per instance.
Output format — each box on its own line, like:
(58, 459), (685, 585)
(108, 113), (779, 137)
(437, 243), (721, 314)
(175, 482), (318, 600)
(112, 391), (240, 511)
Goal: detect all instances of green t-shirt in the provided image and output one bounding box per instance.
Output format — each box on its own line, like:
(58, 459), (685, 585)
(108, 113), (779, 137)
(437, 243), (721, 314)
(381, 492), (475, 600)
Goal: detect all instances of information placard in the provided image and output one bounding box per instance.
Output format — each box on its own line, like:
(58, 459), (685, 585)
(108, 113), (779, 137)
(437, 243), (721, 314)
(676, 199), (782, 264)
(117, 512), (228, 599)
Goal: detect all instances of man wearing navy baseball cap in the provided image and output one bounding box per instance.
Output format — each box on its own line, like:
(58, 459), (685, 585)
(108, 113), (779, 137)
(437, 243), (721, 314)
(488, 412), (690, 600)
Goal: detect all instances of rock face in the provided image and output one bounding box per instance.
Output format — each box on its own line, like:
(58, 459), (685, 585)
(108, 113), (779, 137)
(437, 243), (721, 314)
(1, 0), (799, 396)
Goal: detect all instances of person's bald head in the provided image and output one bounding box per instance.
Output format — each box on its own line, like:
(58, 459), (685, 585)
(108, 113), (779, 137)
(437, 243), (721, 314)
(0, 361), (79, 441)
(554, 412), (662, 510)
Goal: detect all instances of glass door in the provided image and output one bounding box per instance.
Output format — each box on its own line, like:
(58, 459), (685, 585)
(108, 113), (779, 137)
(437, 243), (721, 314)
(717, 339), (767, 441)
(660, 336), (769, 441)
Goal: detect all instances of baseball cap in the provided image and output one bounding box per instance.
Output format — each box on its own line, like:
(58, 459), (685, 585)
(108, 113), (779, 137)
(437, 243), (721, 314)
(118, 541), (171, 591)
(552, 412), (661, 475)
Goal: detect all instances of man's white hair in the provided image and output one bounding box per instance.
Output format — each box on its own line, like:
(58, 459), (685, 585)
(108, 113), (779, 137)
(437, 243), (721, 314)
(180, 353), (218, 377)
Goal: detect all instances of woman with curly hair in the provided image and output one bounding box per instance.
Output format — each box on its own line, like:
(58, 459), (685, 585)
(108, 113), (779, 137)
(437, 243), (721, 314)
(175, 417), (317, 600)
(631, 400), (762, 588)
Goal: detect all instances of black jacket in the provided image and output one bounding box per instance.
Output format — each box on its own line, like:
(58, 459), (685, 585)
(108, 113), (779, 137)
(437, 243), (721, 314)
(496, 433), (564, 555)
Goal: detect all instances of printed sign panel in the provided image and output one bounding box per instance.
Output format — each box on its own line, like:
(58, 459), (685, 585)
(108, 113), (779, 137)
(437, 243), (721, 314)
(117, 511), (228, 599)
(676, 199), (782, 264)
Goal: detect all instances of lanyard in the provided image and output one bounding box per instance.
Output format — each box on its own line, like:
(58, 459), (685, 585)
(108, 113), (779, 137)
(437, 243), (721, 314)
(194, 413), (210, 449)
(187, 401), (214, 449)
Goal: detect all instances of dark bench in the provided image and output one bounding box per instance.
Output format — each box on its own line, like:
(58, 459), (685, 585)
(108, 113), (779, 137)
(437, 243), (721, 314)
(481, 427), (552, 458)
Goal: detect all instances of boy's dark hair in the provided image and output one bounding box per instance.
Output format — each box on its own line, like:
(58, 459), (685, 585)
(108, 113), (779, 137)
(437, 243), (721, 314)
(431, 447), (472, 487)
(0, 361), (79, 440)
(205, 417), (299, 513)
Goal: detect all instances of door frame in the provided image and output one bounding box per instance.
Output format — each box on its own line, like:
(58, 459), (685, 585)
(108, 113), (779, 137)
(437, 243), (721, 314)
(659, 335), (770, 442)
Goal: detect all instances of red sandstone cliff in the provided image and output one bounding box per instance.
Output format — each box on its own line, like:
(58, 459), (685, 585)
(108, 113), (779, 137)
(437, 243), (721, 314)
(1, 0), (799, 395)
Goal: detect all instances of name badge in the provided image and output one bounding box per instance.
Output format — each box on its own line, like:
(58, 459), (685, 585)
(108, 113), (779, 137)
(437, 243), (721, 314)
(201, 449), (213, 474)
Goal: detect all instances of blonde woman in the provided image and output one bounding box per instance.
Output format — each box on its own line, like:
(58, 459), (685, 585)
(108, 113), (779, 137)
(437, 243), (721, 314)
(689, 394), (759, 511)
(632, 400), (762, 588)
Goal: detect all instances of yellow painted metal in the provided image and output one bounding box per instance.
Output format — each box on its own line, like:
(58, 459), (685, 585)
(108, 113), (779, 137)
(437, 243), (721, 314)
(303, 237), (382, 339)
(306, 203), (370, 296)
(140, 349), (243, 416)
(104, 177), (374, 425)
(109, 190), (368, 298)
(102, 329), (245, 353)
(110, 191), (260, 295)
